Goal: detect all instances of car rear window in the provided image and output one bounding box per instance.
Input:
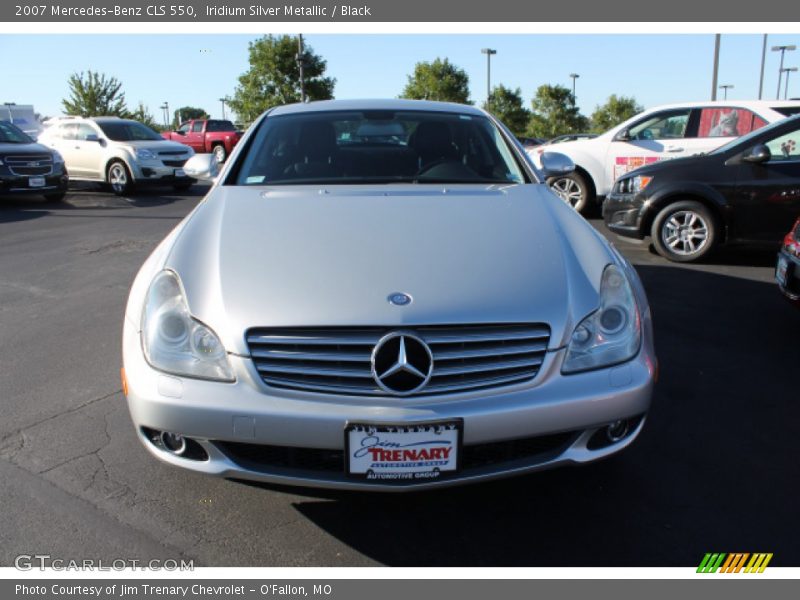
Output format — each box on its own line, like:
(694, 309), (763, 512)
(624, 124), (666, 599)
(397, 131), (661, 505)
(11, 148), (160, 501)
(231, 110), (528, 186)
(206, 120), (236, 132)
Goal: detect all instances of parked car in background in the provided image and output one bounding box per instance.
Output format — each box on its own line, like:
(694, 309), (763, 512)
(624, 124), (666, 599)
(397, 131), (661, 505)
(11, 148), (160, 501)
(38, 117), (195, 195)
(603, 114), (800, 262)
(122, 99), (655, 491)
(776, 217), (800, 304)
(161, 119), (242, 163)
(0, 120), (68, 201)
(530, 100), (800, 213)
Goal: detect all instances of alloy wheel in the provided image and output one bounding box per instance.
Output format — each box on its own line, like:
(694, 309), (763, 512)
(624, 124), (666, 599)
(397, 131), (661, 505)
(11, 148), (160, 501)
(661, 210), (709, 256)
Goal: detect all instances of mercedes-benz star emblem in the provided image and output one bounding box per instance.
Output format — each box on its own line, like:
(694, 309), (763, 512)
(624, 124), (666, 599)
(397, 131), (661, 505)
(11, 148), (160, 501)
(371, 332), (433, 396)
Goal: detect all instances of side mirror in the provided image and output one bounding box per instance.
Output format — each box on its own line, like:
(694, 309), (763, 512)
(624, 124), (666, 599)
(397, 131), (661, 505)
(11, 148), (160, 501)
(175, 130), (185, 136)
(85, 134), (100, 142)
(614, 129), (631, 142)
(183, 153), (220, 182)
(742, 144), (771, 164)
(540, 151), (575, 178)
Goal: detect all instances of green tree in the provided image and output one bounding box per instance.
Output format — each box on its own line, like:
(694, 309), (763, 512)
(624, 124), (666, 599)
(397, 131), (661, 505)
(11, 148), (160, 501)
(591, 95), (643, 133)
(62, 70), (129, 117)
(228, 35), (335, 124)
(484, 85), (530, 136)
(131, 101), (162, 132)
(401, 58), (471, 104)
(174, 106), (209, 125)
(526, 84), (589, 139)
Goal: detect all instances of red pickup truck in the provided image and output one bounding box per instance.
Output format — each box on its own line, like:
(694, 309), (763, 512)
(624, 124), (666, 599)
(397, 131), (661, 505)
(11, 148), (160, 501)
(162, 119), (242, 163)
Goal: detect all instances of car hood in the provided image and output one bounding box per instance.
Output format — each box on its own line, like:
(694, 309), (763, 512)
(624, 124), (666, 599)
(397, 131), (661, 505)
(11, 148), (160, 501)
(622, 152), (719, 179)
(165, 184), (613, 354)
(122, 139), (192, 153)
(0, 141), (55, 155)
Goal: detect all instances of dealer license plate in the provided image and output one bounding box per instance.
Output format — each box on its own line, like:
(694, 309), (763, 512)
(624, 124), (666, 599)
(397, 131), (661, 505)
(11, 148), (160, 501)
(345, 420), (462, 482)
(28, 177), (45, 187)
(174, 168), (186, 177)
(776, 256), (789, 286)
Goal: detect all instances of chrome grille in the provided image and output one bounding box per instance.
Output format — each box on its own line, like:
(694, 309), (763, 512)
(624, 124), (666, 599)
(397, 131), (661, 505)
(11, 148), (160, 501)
(246, 324), (550, 397)
(4, 154), (53, 176)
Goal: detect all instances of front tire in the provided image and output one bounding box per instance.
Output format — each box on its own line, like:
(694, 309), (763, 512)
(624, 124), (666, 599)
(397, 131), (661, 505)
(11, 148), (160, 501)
(651, 200), (717, 262)
(107, 161), (132, 196)
(548, 172), (592, 213)
(212, 144), (227, 163)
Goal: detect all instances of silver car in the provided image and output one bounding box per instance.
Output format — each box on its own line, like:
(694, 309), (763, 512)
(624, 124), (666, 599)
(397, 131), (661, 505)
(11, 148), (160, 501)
(122, 99), (656, 491)
(39, 117), (195, 195)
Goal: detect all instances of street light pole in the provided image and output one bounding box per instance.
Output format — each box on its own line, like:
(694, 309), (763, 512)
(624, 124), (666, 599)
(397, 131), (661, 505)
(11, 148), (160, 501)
(219, 97), (227, 120)
(711, 34), (721, 100)
(719, 84), (734, 100)
(159, 102), (169, 129)
(783, 67), (798, 99)
(569, 73), (579, 106)
(758, 34), (767, 99)
(297, 34), (306, 103)
(481, 48), (497, 108)
(772, 45), (796, 100)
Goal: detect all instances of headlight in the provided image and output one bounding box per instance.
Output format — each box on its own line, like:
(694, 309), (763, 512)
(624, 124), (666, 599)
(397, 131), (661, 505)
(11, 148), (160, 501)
(562, 264), (641, 374)
(51, 150), (64, 164)
(617, 175), (653, 194)
(134, 148), (157, 161)
(141, 270), (234, 382)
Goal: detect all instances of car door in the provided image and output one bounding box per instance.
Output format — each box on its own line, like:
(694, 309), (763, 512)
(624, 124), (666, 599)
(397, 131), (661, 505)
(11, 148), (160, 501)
(185, 121), (205, 152)
(732, 122), (800, 242)
(71, 123), (104, 179)
(604, 108), (692, 190)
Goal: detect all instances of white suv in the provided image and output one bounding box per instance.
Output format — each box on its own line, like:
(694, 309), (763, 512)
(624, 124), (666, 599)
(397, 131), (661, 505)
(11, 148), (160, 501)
(530, 100), (800, 212)
(38, 117), (195, 195)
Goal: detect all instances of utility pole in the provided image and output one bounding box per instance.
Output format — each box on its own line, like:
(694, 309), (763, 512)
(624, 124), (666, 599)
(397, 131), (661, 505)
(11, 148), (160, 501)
(219, 97), (227, 120)
(481, 48), (497, 108)
(711, 34), (721, 100)
(758, 34), (767, 99)
(719, 84), (733, 100)
(297, 34), (306, 103)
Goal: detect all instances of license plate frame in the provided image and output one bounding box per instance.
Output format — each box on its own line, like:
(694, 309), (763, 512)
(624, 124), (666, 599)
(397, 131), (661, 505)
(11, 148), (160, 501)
(174, 168), (186, 178)
(344, 419), (463, 483)
(28, 176), (45, 187)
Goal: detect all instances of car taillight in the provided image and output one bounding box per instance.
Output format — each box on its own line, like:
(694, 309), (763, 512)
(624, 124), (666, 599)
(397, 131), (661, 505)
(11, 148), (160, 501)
(784, 218), (800, 256)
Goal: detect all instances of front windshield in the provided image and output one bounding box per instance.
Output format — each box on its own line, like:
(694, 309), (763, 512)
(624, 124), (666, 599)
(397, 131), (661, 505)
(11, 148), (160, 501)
(96, 120), (163, 142)
(0, 120), (33, 144)
(709, 116), (799, 156)
(233, 110), (528, 185)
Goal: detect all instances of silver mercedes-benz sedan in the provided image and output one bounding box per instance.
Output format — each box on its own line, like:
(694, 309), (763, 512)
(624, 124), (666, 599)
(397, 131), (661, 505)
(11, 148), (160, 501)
(122, 99), (656, 491)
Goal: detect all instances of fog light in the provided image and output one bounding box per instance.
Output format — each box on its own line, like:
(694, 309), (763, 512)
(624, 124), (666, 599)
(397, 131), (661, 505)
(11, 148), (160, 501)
(606, 420), (629, 442)
(160, 432), (187, 455)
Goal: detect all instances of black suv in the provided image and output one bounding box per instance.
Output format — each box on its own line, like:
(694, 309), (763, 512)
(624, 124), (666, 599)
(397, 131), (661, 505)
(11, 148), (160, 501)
(0, 121), (68, 201)
(603, 114), (800, 262)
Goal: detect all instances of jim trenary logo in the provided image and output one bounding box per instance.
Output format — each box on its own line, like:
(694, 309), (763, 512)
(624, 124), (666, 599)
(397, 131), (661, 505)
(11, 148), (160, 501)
(697, 553), (773, 573)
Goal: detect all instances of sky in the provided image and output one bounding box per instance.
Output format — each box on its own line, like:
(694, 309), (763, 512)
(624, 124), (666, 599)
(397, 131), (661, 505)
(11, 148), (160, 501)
(1, 33), (799, 125)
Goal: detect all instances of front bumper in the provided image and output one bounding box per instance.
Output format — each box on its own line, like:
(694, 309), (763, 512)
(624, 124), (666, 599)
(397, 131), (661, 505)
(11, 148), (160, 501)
(603, 192), (648, 239)
(0, 171), (68, 196)
(131, 161), (195, 186)
(122, 317), (656, 491)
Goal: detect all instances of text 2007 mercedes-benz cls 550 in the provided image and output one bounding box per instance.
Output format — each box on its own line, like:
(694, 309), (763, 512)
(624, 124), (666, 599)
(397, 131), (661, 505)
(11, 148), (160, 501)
(121, 99), (656, 491)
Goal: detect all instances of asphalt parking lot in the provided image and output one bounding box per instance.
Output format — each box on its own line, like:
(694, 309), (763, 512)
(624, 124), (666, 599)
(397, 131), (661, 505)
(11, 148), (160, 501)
(1, 185), (798, 568)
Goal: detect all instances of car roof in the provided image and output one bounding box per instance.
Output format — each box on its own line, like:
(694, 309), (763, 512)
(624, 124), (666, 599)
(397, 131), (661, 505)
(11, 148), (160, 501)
(268, 99), (487, 117)
(643, 99), (800, 112)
